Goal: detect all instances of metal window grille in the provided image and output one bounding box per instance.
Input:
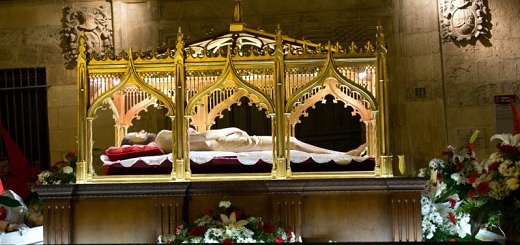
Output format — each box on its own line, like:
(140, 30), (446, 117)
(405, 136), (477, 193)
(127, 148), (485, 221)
(0, 68), (50, 169)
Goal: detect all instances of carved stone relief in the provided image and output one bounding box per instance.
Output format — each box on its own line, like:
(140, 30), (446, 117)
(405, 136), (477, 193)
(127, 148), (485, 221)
(62, 3), (113, 66)
(439, 0), (490, 43)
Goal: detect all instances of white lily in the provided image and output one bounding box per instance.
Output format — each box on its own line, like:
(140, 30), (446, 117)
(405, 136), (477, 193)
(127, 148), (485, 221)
(220, 212), (249, 228)
(490, 133), (520, 146)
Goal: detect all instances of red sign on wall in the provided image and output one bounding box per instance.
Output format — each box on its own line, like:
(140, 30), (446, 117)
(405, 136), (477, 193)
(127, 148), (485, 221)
(494, 94), (515, 104)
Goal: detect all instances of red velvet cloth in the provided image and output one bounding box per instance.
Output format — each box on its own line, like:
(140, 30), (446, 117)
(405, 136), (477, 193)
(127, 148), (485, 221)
(104, 145), (164, 161)
(103, 157), (376, 175)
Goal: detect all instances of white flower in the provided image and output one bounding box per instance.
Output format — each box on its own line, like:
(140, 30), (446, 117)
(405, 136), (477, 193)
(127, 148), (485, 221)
(418, 168), (429, 177)
(490, 133), (520, 147)
(219, 201), (231, 208)
(62, 166), (73, 174)
(37, 171), (51, 182)
(429, 159), (444, 170)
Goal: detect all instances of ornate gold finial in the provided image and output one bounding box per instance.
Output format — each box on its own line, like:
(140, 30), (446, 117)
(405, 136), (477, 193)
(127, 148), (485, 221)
(78, 31), (86, 56)
(176, 27), (184, 52)
(376, 24), (386, 51)
(233, 0), (242, 23)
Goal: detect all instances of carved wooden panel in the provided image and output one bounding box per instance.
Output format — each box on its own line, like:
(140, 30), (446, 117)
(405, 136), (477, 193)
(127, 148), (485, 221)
(156, 197), (184, 237)
(272, 195), (302, 239)
(390, 192), (422, 242)
(43, 199), (72, 244)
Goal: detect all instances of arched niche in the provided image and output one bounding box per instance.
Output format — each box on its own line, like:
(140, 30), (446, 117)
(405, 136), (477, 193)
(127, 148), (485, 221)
(212, 96), (272, 136)
(294, 94), (364, 153)
(89, 85), (171, 176)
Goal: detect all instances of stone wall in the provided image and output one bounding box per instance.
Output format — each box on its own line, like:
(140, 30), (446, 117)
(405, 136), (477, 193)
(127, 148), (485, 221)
(0, 0), (519, 172)
(442, 0), (520, 159)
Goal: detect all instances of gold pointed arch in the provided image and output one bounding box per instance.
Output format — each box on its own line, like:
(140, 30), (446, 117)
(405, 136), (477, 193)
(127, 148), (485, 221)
(87, 49), (175, 118)
(286, 48), (377, 125)
(186, 48), (275, 129)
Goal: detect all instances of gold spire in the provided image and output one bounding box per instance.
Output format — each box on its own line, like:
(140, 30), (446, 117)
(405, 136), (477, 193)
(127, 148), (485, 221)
(232, 0), (242, 23)
(230, 0), (245, 31)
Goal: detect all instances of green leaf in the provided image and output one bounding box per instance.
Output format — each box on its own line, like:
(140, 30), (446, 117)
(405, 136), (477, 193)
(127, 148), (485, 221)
(0, 195), (22, 207)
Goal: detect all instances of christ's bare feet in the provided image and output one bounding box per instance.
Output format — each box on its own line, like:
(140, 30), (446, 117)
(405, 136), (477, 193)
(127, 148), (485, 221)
(346, 143), (367, 156)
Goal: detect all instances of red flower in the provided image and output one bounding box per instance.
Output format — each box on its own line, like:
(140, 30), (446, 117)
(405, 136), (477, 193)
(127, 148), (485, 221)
(188, 227), (205, 237)
(455, 162), (464, 169)
(447, 198), (456, 208)
(448, 211), (457, 225)
(221, 238), (233, 243)
(468, 190), (475, 201)
(488, 161), (500, 172)
(258, 221), (274, 233)
(437, 173), (442, 181)
(275, 237), (284, 243)
(50, 160), (67, 171)
(468, 172), (479, 184)
(0, 206), (7, 220)
(450, 238), (456, 242)
(202, 209), (215, 216)
(468, 142), (475, 152)
(286, 230), (293, 241)
(233, 209), (243, 219)
(497, 143), (518, 154)
(64, 150), (77, 159)
(476, 182), (489, 194)
(175, 224), (183, 235)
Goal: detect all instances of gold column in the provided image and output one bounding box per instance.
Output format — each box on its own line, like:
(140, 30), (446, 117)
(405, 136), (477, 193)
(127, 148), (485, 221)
(274, 26), (287, 179)
(76, 32), (88, 183)
(376, 25), (389, 156)
(173, 28), (186, 181)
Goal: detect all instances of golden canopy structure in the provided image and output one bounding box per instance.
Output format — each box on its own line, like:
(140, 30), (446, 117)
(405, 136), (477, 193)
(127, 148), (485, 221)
(75, 3), (389, 183)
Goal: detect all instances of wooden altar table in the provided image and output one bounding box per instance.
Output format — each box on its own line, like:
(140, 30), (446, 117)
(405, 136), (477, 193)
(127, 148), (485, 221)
(36, 177), (426, 244)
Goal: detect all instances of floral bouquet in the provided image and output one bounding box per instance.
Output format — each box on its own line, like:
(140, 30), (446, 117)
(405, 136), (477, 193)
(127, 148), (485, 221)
(35, 150), (77, 185)
(475, 134), (520, 237)
(418, 131), (481, 241)
(158, 200), (296, 244)
(420, 130), (520, 242)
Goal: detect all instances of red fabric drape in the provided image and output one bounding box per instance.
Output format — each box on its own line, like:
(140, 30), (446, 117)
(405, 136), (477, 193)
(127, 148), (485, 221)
(0, 121), (32, 199)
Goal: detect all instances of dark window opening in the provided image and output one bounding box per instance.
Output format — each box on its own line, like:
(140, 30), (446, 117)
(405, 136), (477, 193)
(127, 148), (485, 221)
(0, 68), (50, 170)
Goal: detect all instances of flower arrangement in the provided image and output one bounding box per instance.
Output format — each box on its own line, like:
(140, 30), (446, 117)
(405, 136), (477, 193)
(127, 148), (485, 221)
(158, 200), (296, 244)
(475, 134), (520, 236)
(419, 131), (520, 242)
(418, 131), (480, 241)
(35, 150), (77, 185)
